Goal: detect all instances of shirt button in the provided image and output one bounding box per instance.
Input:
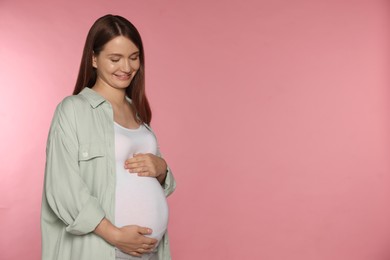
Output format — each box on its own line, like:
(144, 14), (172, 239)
(82, 151), (88, 157)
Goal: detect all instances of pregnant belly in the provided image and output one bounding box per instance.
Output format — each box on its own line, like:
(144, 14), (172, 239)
(115, 166), (169, 242)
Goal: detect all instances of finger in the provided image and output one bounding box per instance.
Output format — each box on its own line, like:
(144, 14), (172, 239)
(143, 239), (157, 247)
(137, 227), (153, 235)
(128, 167), (148, 174)
(129, 251), (142, 257)
(143, 236), (158, 245)
(125, 159), (142, 167)
(126, 154), (154, 166)
(136, 247), (152, 254)
(136, 230), (157, 245)
(142, 243), (155, 250)
(125, 162), (143, 170)
(125, 159), (151, 168)
(125, 161), (149, 172)
(137, 171), (154, 177)
(125, 155), (145, 164)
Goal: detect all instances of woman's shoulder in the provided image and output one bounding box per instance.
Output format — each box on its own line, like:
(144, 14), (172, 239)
(56, 94), (88, 113)
(51, 93), (94, 124)
(50, 93), (96, 132)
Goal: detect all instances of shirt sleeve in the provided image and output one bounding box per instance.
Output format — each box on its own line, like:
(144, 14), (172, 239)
(44, 98), (105, 235)
(156, 145), (176, 197)
(160, 159), (176, 197)
(149, 125), (176, 197)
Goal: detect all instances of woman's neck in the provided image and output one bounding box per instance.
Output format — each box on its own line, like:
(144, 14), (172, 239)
(92, 83), (127, 108)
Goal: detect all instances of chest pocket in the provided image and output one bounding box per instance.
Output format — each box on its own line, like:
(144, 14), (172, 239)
(78, 142), (105, 161)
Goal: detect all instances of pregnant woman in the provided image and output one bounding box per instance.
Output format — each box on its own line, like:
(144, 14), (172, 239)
(41, 15), (176, 260)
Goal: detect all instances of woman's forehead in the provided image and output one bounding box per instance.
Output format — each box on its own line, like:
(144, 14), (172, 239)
(102, 36), (139, 54)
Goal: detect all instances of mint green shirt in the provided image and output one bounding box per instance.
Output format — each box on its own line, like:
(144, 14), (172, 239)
(41, 87), (176, 260)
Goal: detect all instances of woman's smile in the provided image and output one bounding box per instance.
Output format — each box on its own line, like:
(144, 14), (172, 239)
(114, 73), (132, 81)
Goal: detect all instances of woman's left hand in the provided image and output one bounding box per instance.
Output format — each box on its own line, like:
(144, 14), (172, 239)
(125, 153), (167, 179)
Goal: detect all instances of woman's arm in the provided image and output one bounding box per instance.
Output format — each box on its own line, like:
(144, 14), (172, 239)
(44, 99), (105, 235)
(94, 218), (157, 257)
(124, 153), (176, 197)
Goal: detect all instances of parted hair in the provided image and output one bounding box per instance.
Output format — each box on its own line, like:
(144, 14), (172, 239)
(73, 14), (151, 124)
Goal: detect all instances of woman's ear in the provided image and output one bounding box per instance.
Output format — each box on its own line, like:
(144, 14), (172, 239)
(92, 54), (97, 68)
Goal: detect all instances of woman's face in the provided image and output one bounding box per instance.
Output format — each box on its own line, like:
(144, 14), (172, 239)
(92, 36), (140, 90)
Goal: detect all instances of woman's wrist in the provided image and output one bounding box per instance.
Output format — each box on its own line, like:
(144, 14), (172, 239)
(157, 167), (168, 184)
(94, 218), (120, 246)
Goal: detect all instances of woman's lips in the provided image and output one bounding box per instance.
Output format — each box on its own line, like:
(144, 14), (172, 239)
(114, 74), (131, 80)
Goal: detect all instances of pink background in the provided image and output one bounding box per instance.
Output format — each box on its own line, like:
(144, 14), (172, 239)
(1, 0), (389, 259)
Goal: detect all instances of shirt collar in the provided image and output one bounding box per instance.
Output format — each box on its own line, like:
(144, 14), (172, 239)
(79, 87), (134, 109)
(79, 87), (147, 126)
(79, 87), (107, 108)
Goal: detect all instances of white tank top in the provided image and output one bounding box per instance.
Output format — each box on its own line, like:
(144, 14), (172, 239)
(114, 122), (169, 243)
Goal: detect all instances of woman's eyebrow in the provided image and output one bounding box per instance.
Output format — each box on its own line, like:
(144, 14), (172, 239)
(108, 51), (140, 57)
(108, 53), (123, 57)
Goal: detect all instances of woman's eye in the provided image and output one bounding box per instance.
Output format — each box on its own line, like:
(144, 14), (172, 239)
(130, 56), (139, 61)
(111, 59), (120, 63)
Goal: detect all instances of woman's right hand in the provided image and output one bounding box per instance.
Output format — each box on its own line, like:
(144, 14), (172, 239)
(115, 225), (158, 257)
(94, 218), (157, 257)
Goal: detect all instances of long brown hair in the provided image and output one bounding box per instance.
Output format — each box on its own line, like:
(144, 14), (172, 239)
(73, 14), (151, 124)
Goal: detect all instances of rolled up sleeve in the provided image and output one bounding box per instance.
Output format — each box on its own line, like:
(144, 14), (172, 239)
(144, 122), (177, 197)
(155, 146), (176, 197)
(162, 166), (176, 197)
(44, 99), (105, 235)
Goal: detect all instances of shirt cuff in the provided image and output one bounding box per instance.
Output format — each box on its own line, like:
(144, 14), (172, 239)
(163, 166), (176, 197)
(65, 196), (105, 235)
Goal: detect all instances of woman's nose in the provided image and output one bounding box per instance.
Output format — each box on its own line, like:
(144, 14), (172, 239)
(121, 59), (132, 73)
